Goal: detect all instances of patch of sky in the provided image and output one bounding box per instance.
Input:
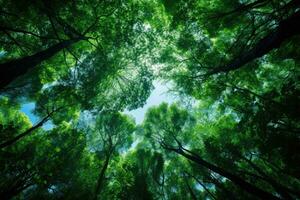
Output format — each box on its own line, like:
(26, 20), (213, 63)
(21, 102), (53, 130)
(124, 80), (177, 124)
(21, 103), (38, 123)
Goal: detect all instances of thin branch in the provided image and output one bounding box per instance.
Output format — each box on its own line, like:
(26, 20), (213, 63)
(0, 25), (59, 40)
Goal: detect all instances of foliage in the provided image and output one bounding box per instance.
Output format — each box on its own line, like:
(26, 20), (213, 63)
(0, 0), (299, 199)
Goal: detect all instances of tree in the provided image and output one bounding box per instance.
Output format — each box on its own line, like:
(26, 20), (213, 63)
(159, 0), (300, 84)
(0, 37), (85, 89)
(142, 103), (300, 199)
(1, 0), (299, 199)
(86, 112), (135, 200)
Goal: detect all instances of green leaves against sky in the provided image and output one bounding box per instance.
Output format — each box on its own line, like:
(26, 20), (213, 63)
(0, 0), (300, 199)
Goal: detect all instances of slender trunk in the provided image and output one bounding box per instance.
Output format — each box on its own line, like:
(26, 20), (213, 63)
(243, 157), (300, 199)
(164, 146), (281, 200)
(185, 172), (217, 200)
(0, 37), (83, 89)
(0, 25), (57, 40)
(0, 110), (55, 149)
(93, 152), (111, 200)
(259, 155), (300, 181)
(184, 176), (198, 200)
(210, 0), (269, 19)
(225, 83), (283, 106)
(209, 176), (236, 200)
(208, 10), (300, 76)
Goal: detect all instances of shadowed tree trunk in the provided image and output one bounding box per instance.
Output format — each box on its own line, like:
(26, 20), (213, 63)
(93, 151), (112, 200)
(209, 175), (236, 200)
(162, 144), (281, 200)
(183, 176), (198, 200)
(0, 170), (35, 200)
(0, 183), (33, 200)
(241, 156), (300, 199)
(184, 171), (217, 200)
(1, 182), (33, 200)
(0, 37), (84, 89)
(0, 107), (60, 149)
(207, 10), (300, 76)
(210, 0), (269, 19)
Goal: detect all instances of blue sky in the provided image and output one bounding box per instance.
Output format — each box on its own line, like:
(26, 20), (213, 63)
(124, 80), (176, 124)
(21, 102), (54, 130)
(21, 102), (38, 123)
(21, 80), (176, 126)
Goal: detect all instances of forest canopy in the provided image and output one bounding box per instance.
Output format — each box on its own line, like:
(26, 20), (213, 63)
(0, 0), (299, 199)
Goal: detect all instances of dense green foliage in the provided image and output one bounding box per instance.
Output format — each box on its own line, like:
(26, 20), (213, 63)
(1, 0), (299, 199)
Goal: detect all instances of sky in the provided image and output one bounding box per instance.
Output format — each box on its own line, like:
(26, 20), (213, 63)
(21, 102), (38, 123)
(21, 102), (54, 130)
(21, 80), (176, 126)
(124, 80), (176, 124)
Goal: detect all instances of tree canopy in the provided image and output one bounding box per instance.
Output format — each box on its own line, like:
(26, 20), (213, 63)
(0, 0), (299, 199)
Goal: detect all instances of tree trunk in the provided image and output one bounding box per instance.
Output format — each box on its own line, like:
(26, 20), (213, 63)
(242, 157), (300, 199)
(0, 172), (34, 200)
(210, 0), (269, 19)
(0, 37), (83, 89)
(1, 182), (33, 200)
(0, 109), (56, 149)
(208, 10), (300, 76)
(165, 146), (281, 200)
(185, 172), (217, 200)
(209, 175), (236, 200)
(184, 176), (198, 200)
(93, 152), (111, 200)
